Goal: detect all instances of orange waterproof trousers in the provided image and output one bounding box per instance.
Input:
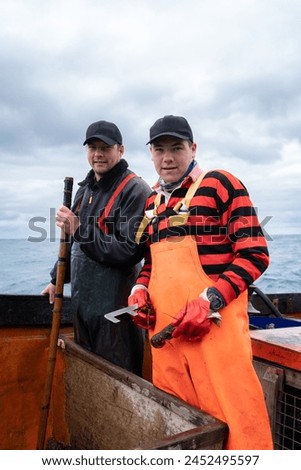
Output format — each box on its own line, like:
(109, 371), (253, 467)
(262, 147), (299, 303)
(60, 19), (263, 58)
(148, 236), (273, 450)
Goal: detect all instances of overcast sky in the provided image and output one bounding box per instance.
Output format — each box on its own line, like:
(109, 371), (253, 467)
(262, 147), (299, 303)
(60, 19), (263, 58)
(0, 0), (300, 240)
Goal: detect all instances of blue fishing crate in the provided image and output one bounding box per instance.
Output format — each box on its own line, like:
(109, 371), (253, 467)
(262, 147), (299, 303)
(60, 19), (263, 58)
(249, 316), (301, 330)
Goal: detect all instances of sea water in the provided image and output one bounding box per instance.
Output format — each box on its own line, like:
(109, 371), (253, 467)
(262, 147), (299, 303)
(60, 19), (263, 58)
(0, 235), (300, 295)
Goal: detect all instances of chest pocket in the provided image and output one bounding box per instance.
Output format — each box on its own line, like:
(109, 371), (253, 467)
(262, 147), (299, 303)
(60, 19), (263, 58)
(135, 171), (206, 243)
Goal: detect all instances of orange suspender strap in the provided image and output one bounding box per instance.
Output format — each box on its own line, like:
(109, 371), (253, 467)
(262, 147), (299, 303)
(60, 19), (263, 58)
(135, 171), (207, 244)
(169, 171), (207, 227)
(97, 173), (137, 234)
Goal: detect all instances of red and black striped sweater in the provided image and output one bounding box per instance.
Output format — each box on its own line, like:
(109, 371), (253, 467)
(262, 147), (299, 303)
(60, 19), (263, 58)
(136, 164), (269, 305)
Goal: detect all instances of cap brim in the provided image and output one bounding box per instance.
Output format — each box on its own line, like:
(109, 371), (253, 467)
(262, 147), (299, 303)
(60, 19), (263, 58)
(146, 131), (191, 145)
(83, 134), (118, 146)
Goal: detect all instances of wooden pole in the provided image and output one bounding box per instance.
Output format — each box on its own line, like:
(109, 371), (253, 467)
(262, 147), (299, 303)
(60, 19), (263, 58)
(36, 176), (73, 450)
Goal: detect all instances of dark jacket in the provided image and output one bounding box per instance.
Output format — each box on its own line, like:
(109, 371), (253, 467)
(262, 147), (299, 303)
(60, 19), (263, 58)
(50, 159), (151, 375)
(50, 159), (151, 282)
(72, 159), (151, 267)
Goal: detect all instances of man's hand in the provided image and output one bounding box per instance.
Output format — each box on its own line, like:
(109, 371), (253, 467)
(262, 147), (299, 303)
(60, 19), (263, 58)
(171, 297), (212, 341)
(56, 205), (80, 236)
(128, 287), (156, 330)
(41, 283), (56, 304)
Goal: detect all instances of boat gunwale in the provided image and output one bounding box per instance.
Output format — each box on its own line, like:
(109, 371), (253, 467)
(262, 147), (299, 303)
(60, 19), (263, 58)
(0, 294), (72, 327)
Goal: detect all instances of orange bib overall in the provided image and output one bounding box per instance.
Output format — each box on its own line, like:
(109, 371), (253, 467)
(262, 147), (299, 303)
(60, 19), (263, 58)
(148, 235), (273, 450)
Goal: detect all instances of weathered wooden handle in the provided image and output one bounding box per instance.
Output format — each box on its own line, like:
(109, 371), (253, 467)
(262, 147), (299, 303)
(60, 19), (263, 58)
(151, 323), (175, 348)
(63, 176), (73, 209)
(37, 177), (73, 450)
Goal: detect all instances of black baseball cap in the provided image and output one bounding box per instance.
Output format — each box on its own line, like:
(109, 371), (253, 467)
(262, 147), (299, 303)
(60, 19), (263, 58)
(146, 115), (194, 144)
(83, 120), (123, 146)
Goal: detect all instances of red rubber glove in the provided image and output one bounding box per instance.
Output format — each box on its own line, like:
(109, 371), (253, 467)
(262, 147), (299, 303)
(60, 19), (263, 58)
(128, 288), (156, 330)
(171, 297), (211, 341)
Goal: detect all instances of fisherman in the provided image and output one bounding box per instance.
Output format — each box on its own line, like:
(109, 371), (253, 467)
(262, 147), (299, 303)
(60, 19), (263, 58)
(128, 115), (273, 449)
(42, 120), (151, 376)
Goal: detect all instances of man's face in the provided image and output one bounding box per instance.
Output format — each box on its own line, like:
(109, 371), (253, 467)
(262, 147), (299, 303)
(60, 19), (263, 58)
(86, 139), (124, 180)
(150, 137), (196, 183)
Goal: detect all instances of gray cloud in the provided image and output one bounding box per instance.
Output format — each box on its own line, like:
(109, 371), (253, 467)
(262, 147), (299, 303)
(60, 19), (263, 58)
(0, 0), (300, 239)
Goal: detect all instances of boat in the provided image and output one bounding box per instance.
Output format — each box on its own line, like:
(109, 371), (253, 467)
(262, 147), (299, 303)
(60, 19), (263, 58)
(0, 294), (226, 450)
(247, 287), (301, 450)
(0, 288), (300, 450)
